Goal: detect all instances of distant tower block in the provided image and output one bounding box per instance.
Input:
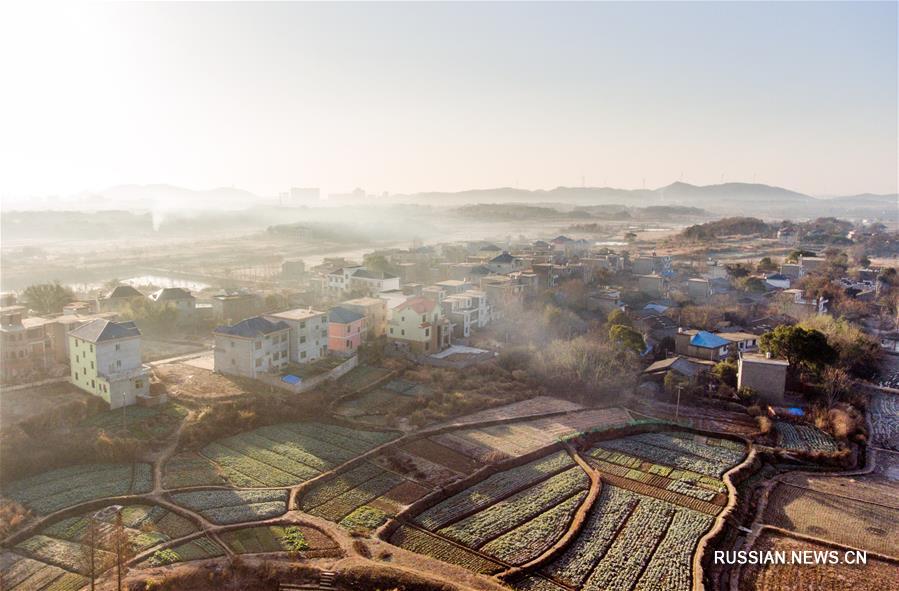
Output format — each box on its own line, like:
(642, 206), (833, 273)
(289, 187), (320, 204)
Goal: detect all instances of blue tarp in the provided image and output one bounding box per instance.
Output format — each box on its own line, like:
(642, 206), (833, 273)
(689, 331), (729, 348)
(281, 374), (302, 385)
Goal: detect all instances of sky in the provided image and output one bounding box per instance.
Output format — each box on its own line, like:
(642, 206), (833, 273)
(0, 1), (896, 201)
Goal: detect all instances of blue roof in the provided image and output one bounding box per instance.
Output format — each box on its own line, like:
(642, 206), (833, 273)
(689, 331), (729, 348)
(281, 374), (302, 385)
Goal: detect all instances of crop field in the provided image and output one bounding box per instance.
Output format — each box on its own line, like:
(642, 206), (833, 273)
(414, 451), (575, 530)
(436, 396), (584, 428)
(0, 550), (87, 591)
(436, 467), (588, 547)
(80, 402), (189, 440)
(435, 407), (634, 460)
(762, 482), (898, 557)
(401, 438), (484, 475)
(187, 421), (397, 487)
(593, 431), (745, 477)
(171, 489), (288, 525)
(869, 393), (899, 450)
(532, 484), (714, 591)
(39, 503), (198, 556)
(372, 449), (462, 488)
(339, 365), (393, 392)
(334, 388), (410, 424)
(3, 463), (153, 515)
(773, 422), (838, 452)
(299, 462), (407, 523)
(145, 536), (225, 565)
(219, 525), (339, 556)
(389, 525), (504, 575)
(163, 452), (227, 488)
(738, 531), (899, 591)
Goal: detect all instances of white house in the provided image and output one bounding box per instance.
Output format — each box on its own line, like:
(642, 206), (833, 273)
(68, 319), (151, 409)
(213, 316), (290, 378)
(265, 308), (329, 364)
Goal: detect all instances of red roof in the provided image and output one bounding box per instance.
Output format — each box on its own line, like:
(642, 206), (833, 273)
(396, 296), (437, 314)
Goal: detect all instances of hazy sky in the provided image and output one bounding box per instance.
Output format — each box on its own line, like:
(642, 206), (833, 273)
(1, 1), (896, 200)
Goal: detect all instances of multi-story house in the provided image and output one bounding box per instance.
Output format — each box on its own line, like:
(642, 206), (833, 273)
(68, 319), (150, 408)
(327, 307), (366, 356)
(387, 296), (452, 354)
(440, 289), (489, 338)
(339, 297), (387, 339)
(327, 266), (401, 297)
(211, 291), (262, 324)
(674, 329), (730, 361)
(213, 316), (290, 378)
(1, 306), (52, 383)
(99, 285), (145, 313)
(149, 287), (196, 319)
(265, 308), (328, 363)
(486, 252), (526, 275)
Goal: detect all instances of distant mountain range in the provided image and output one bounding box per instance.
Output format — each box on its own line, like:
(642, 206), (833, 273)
(5, 181), (896, 220)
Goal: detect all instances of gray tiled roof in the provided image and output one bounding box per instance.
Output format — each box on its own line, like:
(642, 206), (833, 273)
(150, 287), (194, 301)
(69, 319), (141, 343)
(214, 316), (288, 338)
(106, 285), (144, 299)
(329, 307), (365, 324)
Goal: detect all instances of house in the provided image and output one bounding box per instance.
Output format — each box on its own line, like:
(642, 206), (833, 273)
(716, 331), (760, 354)
(281, 259), (306, 280)
(387, 296), (452, 354)
(777, 227), (799, 245)
(340, 297), (388, 338)
(587, 288), (624, 314)
(327, 307), (366, 356)
(68, 319), (151, 408)
(149, 287), (196, 318)
(63, 301), (99, 315)
(765, 274), (791, 289)
(799, 256), (827, 273)
(99, 285), (145, 312)
(1, 306), (52, 383)
(327, 266), (400, 296)
(213, 316), (290, 378)
(643, 355), (716, 383)
(637, 274), (669, 298)
(441, 290), (489, 338)
(779, 263), (803, 280)
(486, 252), (525, 275)
(45, 312), (118, 364)
(687, 278), (711, 302)
(265, 308), (328, 363)
(738, 353), (789, 404)
(780, 289), (828, 320)
(211, 291), (262, 324)
(434, 280), (471, 295)
(675, 329), (730, 361)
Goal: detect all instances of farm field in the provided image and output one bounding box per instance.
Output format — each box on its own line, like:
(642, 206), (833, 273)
(869, 393), (899, 450)
(773, 422), (838, 452)
(0, 550), (87, 591)
(298, 461), (426, 529)
(144, 536), (225, 566)
(398, 438), (484, 475)
(738, 530), (899, 591)
(3, 503), (197, 590)
(162, 452), (227, 488)
(628, 401), (759, 435)
(762, 482), (899, 557)
(776, 449), (899, 509)
(170, 489), (288, 525)
(533, 483), (715, 591)
(3, 463), (153, 515)
(80, 401), (189, 440)
(436, 396), (585, 428)
(435, 407), (634, 461)
(185, 421), (397, 487)
(219, 525), (339, 557)
(389, 525), (504, 575)
(592, 431), (746, 478)
(338, 365), (393, 392)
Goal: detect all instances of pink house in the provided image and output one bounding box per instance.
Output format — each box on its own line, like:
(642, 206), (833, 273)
(327, 307), (366, 355)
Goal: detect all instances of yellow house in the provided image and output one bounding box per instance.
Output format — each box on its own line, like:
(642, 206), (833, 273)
(387, 296), (451, 354)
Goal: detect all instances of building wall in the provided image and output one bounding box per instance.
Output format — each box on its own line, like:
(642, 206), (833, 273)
(69, 334), (147, 408)
(214, 330), (289, 378)
(268, 312), (328, 364)
(328, 319), (365, 355)
(1, 326), (51, 382)
(738, 359), (787, 404)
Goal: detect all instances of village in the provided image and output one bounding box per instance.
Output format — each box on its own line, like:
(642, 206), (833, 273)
(1, 215), (897, 591)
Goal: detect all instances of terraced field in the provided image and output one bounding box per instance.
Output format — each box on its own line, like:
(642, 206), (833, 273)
(144, 537), (225, 566)
(869, 393), (899, 450)
(0, 550), (87, 591)
(3, 463), (153, 515)
(219, 525), (339, 557)
(170, 489), (289, 525)
(434, 407), (634, 461)
(185, 421), (398, 487)
(773, 422), (838, 453)
(593, 431), (746, 477)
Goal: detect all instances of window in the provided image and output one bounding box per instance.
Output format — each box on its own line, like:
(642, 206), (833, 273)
(255, 358), (262, 367)
(422, 314), (426, 322)
(300, 351), (307, 359)
(389, 328), (394, 335)
(346, 340), (351, 348)
(300, 336), (306, 343)
(255, 341), (262, 350)
(116, 360), (122, 368)
(401, 329), (405, 336)
(135, 379), (144, 389)
(91, 379), (95, 388)
(114, 344), (119, 351)
(230, 341), (235, 348)
(90, 361), (94, 369)
(346, 326), (350, 335)
(425, 328), (430, 337)
(91, 344), (94, 352)
(300, 321), (306, 329)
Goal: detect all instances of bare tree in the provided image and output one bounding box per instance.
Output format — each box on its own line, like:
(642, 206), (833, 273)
(110, 512), (135, 591)
(80, 516), (100, 591)
(821, 366), (851, 409)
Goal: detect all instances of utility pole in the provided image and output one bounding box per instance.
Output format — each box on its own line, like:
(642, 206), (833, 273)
(675, 385), (683, 422)
(122, 393), (127, 431)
